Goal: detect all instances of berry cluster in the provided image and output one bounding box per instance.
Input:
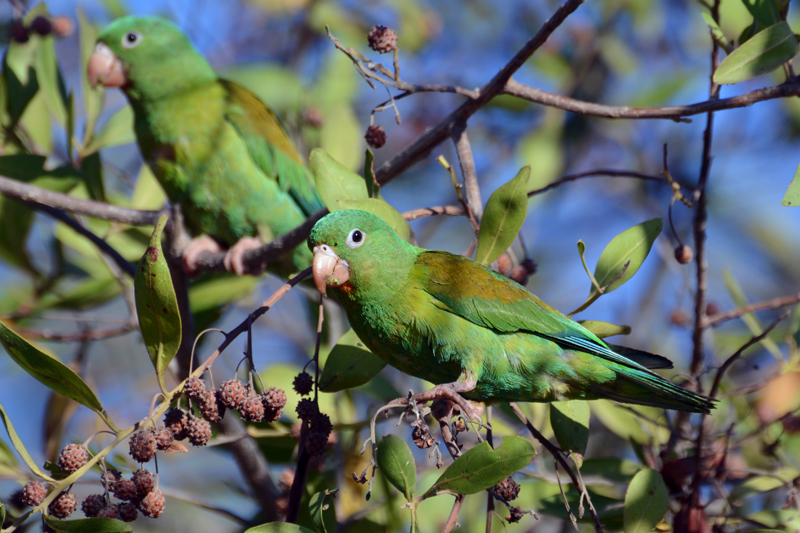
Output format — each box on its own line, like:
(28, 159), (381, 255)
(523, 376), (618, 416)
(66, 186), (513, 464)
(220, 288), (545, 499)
(8, 15), (73, 44)
(295, 398), (334, 457)
(496, 253), (537, 286)
(81, 468), (162, 521)
(367, 25), (398, 54)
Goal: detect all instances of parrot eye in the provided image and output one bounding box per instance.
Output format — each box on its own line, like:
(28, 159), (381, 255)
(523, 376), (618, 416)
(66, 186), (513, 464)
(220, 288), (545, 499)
(121, 31), (142, 49)
(345, 229), (366, 249)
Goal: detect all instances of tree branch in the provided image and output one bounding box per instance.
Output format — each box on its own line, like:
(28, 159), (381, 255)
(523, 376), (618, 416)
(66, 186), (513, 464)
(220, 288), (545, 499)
(0, 175), (162, 225)
(373, 0), (587, 187)
(503, 78), (800, 120)
(705, 292), (800, 327)
(451, 121), (483, 222)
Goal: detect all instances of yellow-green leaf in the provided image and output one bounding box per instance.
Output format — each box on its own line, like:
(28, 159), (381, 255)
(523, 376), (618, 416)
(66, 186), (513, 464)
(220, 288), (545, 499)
(475, 166), (530, 266)
(782, 162), (800, 206)
(134, 215), (181, 392)
(376, 435), (416, 501)
(590, 218), (662, 298)
(623, 469), (668, 533)
(319, 328), (385, 392)
(336, 198), (411, 243)
(0, 401), (54, 481)
(424, 436), (535, 497)
(578, 320), (632, 338)
(714, 22), (799, 85)
(83, 105), (134, 156)
(43, 516), (133, 533)
(245, 524), (317, 533)
(310, 148), (369, 210)
(78, 9), (104, 144)
(308, 489), (338, 533)
(550, 401), (590, 457)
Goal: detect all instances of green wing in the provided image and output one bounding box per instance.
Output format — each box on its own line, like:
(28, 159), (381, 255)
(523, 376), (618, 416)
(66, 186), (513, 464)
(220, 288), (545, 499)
(415, 251), (668, 374)
(220, 79), (324, 216)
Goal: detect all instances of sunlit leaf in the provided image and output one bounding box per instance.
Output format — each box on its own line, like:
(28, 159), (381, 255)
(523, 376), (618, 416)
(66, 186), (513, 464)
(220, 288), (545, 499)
(33, 33), (68, 126)
(319, 328), (385, 392)
(424, 436), (535, 497)
(550, 401), (589, 458)
(782, 162), (800, 206)
(43, 516), (132, 533)
(245, 523), (317, 533)
(742, 0), (781, 28)
(475, 166), (530, 266)
(591, 401), (669, 444)
(83, 105), (134, 156)
(310, 148), (369, 210)
(376, 435), (416, 501)
(0, 401), (53, 481)
(336, 198), (411, 243)
(578, 320), (631, 338)
(702, 11), (732, 53)
(623, 469), (669, 533)
(78, 9), (104, 144)
(319, 106), (361, 171)
(134, 215), (181, 392)
(0, 322), (103, 414)
(590, 218), (662, 298)
(714, 22), (799, 85)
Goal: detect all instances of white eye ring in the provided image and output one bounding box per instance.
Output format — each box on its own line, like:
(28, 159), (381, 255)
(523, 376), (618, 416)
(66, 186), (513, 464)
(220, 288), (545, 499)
(345, 228), (366, 249)
(121, 31), (143, 49)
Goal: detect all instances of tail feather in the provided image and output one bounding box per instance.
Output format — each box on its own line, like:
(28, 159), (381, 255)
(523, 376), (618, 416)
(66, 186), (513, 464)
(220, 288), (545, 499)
(593, 367), (716, 414)
(606, 344), (674, 370)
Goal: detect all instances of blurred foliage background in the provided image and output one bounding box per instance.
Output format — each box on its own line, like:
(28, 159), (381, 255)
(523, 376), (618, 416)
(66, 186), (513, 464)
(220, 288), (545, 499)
(1, 0), (800, 531)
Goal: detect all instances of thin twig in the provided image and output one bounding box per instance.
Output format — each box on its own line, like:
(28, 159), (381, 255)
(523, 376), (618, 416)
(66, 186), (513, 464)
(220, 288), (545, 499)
(528, 169), (689, 197)
(402, 205), (466, 221)
(451, 121), (483, 222)
(705, 293), (800, 327)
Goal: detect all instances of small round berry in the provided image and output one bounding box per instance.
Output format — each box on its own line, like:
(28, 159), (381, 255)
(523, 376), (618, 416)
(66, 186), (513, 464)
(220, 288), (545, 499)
(310, 413), (332, 436)
(365, 125), (386, 149)
(152, 427), (174, 451)
(58, 444), (89, 473)
(669, 309), (691, 328)
(411, 425), (434, 449)
(278, 469), (294, 493)
(367, 25), (397, 54)
(113, 479), (138, 501)
(293, 372), (313, 396)
(9, 20), (29, 43)
(240, 394), (265, 423)
(262, 387), (287, 410)
(493, 476), (521, 501)
(296, 398), (318, 421)
(508, 265), (530, 286)
(30, 16), (52, 36)
(97, 505), (119, 519)
(129, 430), (157, 463)
(495, 253), (513, 275)
(100, 469), (122, 491)
(705, 302), (720, 317)
(305, 431), (328, 456)
(81, 494), (106, 518)
(219, 379), (247, 410)
(49, 492), (76, 519)
(183, 377), (206, 399)
(50, 16), (74, 37)
(187, 416), (212, 447)
(118, 501), (138, 522)
(164, 408), (189, 440)
(198, 390), (226, 423)
(275, 496), (289, 518)
(132, 469), (155, 498)
(21, 480), (47, 507)
(138, 490), (166, 518)
(674, 245), (693, 264)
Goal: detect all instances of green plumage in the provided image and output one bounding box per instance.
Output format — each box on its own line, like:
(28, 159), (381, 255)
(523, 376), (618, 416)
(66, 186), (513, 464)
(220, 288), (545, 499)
(96, 17), (322, 274)
(309, 210), (715, 413)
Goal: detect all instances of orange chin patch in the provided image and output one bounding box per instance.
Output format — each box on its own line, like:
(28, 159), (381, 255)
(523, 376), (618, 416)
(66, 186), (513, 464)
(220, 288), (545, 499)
(336, 281), (355, 296)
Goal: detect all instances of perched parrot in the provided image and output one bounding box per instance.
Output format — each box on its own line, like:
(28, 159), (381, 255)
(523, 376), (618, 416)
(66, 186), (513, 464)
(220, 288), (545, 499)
(309, 210), (715, 418)
(88, 16), (323, 275)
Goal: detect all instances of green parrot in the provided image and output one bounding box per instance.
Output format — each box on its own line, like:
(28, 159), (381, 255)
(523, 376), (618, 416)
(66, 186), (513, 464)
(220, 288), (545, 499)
(88, 16), (323, 275)
(309, 209), (715, 418)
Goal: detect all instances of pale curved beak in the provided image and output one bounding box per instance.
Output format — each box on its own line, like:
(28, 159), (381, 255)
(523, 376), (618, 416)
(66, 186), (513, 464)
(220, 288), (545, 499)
(312, 245), (350, 297)
(87, 43), (127, 88)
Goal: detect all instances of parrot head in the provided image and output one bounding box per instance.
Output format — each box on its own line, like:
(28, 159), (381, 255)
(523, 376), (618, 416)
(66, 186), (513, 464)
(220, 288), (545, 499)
(88, 16), (214, 100)
(308, 209), (411, 297)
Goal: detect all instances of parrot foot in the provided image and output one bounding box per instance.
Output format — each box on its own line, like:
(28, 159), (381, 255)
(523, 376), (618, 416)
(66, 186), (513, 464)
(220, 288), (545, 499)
(389, 377), (483, 425)
(223, 237), (264, 276)
(183, 236), (223, 275)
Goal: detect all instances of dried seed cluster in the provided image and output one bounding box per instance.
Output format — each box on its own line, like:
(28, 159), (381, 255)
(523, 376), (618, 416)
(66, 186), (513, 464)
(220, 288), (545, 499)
(367, 25), (397, 54)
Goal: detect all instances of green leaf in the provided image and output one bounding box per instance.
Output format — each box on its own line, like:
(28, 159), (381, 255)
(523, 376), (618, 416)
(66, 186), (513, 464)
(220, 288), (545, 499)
(0, 502), (4, 527)
(580, 458), (641, 484)
(308, 489), (338, 533)
(310, 148), (369, 210)
(723, 269), (782, 359)
(730, 474), (787, 500)
(134, 215), (182, 392)
(82, 105), (135, 156)
(363, 149), (380, 199)
(245, 524), (317, 533)
(782, 162), (800, 206)
(550, 401), (590, 457)
(43, 516), (133, 533)
(591, 400), (669, 445)
(475, 166), (530, 266)
(319, 328), (385, 392)
(714, 22), (799, 85)
(376, 435), (416, 501)
(578, 320), (632, 338)
(701, 11), (732, 53)
(33, 34), (68, 127)
(590, 218), (662, 298)
(742, 0), (781, 28)
(424, 436), (535, 497)
(4, 45), (39, 126)
(319, 106), (362, 171)
(37, 276), (119, 311)
(623, 469), (668, 533)
(78, 9), (104, 146)
(80, 152), (106, 202)
(0, 401), (53, 481)
(336, 198), (412, 243)
(0, 321), (104, 413)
